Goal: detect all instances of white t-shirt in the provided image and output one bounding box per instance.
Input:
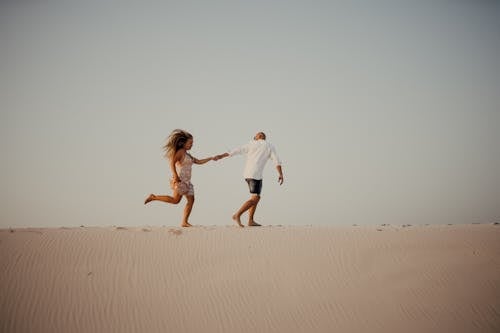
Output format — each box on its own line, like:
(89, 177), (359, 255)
(228, 139), (282, 180)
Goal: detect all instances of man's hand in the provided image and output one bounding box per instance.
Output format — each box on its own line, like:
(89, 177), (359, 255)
(276, 165), (284, 185)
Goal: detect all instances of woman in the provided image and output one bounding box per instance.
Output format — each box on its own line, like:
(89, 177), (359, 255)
(144, 129), (213, 227)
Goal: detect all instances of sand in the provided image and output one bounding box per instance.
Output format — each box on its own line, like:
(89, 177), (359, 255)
(1, 224), (499, 333)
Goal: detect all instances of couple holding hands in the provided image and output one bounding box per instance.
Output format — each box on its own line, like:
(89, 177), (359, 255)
(145, 129), (284, 227)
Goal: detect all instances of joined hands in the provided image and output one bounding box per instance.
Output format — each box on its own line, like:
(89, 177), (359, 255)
(213, 153), (228, 161)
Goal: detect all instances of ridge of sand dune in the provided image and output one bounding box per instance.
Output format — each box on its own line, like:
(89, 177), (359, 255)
(1, 224), (499, 333)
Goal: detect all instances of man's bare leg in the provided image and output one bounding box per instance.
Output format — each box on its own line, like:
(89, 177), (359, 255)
(232, 195), (260, 227)
(232, 214), (244, 228)
(248, 195), (261, 226)
(181, 195), (195, 227)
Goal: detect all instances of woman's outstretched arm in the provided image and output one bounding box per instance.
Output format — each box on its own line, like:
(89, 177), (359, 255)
(193, 156), (214, 165)
(213, 153), (229, 161)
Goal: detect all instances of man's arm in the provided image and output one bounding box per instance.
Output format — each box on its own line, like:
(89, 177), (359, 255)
(269, 144), (283, 185)
(277, 165), (284, 185)
(214, 143), (249, 161)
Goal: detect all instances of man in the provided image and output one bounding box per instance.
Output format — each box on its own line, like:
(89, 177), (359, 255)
(214, 132), (284, 227)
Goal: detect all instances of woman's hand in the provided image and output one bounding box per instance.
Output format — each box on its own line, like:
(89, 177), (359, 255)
(214, 153), (229, 161)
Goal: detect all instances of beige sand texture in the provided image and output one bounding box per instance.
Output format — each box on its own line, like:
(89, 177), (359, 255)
(1, 224), (499, 333)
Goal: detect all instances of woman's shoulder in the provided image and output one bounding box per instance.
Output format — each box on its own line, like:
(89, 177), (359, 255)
(174, 149), (186, 159)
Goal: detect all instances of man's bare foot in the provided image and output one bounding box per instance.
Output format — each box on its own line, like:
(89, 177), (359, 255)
(144, 194), (156, 204)
(181, 222), (193, 227)
(232, 214), (244, 227)
(248, 220), (261, 227)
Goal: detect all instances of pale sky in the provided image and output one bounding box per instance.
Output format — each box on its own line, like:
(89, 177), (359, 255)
(1, 0), (499, 228)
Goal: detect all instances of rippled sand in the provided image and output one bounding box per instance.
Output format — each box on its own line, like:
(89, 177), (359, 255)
(1, 224), (499, 333)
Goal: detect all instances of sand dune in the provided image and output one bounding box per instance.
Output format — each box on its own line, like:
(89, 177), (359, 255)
(1, 224), (499, 333)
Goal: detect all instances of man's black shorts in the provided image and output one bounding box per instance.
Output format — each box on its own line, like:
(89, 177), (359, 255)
(245, 178), (262, 195)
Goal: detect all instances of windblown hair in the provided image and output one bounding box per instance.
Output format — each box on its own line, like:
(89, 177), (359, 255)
(163, 129), (193, 159)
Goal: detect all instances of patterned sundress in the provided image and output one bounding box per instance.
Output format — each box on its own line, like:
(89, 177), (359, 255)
(170, 153), (195, 196)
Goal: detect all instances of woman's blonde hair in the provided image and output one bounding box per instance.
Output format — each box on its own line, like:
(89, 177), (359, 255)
(163, 129), (193, 159)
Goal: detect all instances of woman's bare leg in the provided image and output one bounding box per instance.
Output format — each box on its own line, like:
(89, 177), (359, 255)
(144, 193), (182, 205)
(181, 195), (195, 227)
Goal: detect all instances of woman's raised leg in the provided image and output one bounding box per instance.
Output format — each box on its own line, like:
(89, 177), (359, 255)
(144, 193), (182, 205)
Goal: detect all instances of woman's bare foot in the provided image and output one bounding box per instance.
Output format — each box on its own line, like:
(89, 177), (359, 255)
(248, 220), (261, 227)
(144, 194), (156, 204)
(232, 214), (244, 227)
(181, 222), (193, 227)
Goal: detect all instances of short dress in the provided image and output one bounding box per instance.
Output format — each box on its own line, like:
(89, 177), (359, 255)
(170, 153), (195, 196)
